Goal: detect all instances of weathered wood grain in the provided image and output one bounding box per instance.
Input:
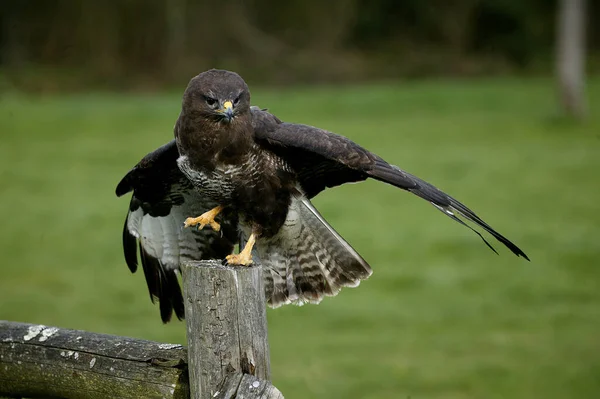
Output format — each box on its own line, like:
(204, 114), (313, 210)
(0, 321), (189, 399)
(215, 372), (284, 399)
(182, 260), (271, 399)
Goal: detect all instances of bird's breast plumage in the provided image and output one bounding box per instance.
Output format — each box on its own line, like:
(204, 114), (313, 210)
(177, 143), (298, 238)
(177, 154), (238, 202)
(177, 146), (293, 204)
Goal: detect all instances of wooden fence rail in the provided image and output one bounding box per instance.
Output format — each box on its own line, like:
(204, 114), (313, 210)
(0, 320), (189, 398)
(0, 260), (283, 399)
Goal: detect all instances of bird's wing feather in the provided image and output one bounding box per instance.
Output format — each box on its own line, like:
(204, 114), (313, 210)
(116, 140), (238, 322)
(257, 191), (372, 308)
(252, 110), (369, 198)
(252, 115), (528, 260)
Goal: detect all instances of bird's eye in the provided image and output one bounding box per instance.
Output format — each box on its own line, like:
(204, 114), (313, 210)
(205, 97), (217, 107)
(233, 95), (241, 106)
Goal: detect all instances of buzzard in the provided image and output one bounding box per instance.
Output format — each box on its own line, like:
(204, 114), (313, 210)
(116, 69), (528, 323)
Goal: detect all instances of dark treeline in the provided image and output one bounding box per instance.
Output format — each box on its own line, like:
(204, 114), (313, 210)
(0, 0), (598, 90)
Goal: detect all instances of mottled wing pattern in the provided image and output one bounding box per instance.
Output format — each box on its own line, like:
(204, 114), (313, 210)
(116, 141), (238, 322)
(253, 112), (528, 259)
(250, 108), (372, 305)
(255, 191), (372, 307)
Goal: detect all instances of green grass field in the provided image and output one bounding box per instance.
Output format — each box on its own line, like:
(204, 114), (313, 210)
(1, 77), (599, 398)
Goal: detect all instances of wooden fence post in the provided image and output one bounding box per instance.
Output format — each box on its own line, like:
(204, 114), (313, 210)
(182, 260), (277, 399)
(0, 261), (283, 398)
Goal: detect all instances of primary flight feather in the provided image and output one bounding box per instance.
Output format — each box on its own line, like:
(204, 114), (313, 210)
(116, 69), (528, 323)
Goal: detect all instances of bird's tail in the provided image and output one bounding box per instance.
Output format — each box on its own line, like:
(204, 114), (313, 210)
(256, 194), (373, 308)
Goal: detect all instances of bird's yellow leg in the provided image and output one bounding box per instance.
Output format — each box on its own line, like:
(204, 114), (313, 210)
(183, 205), (224, 232)
(226, 233), (256, 266)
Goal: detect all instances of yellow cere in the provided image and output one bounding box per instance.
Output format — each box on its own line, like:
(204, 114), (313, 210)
(223, 101), (233, 110)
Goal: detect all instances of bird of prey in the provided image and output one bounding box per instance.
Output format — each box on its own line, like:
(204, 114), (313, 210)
(116, 69), (528, 323)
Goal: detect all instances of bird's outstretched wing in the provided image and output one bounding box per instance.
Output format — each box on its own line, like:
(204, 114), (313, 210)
(115, 141), (239, 323)
(252, 110), (528, 260)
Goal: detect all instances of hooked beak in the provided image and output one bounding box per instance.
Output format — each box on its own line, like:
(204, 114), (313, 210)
(219, 100), (234, 123)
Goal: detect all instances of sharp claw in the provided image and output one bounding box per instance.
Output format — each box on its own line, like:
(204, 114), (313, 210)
(224, 254), (253, 266)
(184, 217), (221, 232)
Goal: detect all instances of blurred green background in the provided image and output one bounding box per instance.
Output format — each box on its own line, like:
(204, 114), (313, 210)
(1, 1), (599, 399)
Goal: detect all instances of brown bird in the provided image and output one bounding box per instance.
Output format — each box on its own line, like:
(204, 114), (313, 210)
(116, 69), (528, 323)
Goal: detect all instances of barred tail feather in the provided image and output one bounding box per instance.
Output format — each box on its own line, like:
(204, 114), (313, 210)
(258, 194), (373, 308)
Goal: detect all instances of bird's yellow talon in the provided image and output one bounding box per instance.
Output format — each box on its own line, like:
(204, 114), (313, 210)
(225, 253), (253, 266)
(225, 232), (257, 266)
(183, 206), (224, 231)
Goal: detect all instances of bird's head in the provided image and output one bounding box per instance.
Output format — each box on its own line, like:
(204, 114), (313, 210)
(182, 69), (251, 125)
